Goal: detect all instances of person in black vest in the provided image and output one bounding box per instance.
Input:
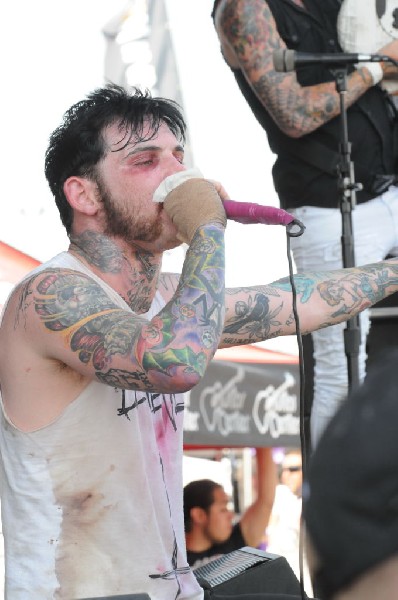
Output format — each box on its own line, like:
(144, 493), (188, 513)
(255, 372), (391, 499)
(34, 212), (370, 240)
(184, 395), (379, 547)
(212, 0), (398, 448)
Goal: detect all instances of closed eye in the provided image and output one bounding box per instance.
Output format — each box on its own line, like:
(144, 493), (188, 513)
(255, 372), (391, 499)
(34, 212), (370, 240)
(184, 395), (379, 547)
(136, 158), (154, 165)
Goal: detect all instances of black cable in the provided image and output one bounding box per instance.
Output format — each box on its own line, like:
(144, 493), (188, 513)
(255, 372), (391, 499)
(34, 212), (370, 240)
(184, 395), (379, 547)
(285, 226), (308, 600)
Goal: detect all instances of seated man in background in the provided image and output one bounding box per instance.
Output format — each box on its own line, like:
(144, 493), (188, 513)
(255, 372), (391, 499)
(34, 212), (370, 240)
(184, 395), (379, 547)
(184, 447), (277, 567)
(303, 350), (398, 599)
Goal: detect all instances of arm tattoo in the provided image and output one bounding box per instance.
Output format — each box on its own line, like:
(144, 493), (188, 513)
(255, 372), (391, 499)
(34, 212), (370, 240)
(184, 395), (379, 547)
(22, 226), (225, 390)
(274, 263), (398, 324)
(148, 226), (225, 377)
(224, 291), (283, 340)
(219, 0), (371, 136)
(223, 260), (398, 344)
(32, 270), (142, 371)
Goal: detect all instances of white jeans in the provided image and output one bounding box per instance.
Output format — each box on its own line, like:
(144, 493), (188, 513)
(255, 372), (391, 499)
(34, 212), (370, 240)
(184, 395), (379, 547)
(289, 186), (398, 447)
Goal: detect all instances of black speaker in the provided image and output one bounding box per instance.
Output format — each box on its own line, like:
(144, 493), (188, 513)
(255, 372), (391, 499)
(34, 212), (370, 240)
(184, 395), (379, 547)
(193, 546), (311, 598)
(367, 292), (398, 370)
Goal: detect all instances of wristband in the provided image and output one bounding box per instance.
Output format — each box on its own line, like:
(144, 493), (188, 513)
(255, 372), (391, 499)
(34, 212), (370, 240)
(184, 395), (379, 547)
(357, 62), (383, 86)
(156, 168), (227, 244)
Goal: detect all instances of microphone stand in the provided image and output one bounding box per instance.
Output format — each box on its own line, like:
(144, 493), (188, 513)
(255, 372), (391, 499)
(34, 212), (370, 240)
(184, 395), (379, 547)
(331, 66), (362, 391)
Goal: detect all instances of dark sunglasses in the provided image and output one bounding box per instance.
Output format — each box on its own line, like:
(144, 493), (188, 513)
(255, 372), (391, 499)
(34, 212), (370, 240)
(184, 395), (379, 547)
(282, 466), (301, 473)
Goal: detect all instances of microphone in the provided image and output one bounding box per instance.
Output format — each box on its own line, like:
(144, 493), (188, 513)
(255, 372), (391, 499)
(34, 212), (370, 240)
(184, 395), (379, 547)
(222, 199), (293, 225)
(223, 200), (305, 236)
(153, 169), (305, 236)
(273, 49), (389, 72)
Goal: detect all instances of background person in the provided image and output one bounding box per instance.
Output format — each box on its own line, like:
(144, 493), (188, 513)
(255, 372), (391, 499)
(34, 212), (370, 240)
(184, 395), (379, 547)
(303, 349), (398, 600)
(279, 449), (303, 497)
(184, 447), (277, 567)
(212, 0), (398, 448)
(2, 83), (398, 599)
(266, 449), (312, 595)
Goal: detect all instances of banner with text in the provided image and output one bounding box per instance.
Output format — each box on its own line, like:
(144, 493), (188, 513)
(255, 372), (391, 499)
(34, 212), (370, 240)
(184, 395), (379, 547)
(183, 359), (300, 447)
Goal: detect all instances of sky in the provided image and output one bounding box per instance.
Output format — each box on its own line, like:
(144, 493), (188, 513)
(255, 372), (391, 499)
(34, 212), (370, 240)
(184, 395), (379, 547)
(0, 0), (298, 354)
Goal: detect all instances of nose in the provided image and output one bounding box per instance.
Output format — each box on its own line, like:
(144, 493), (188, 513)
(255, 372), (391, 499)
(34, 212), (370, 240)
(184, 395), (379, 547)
(163, 155), (186, 179)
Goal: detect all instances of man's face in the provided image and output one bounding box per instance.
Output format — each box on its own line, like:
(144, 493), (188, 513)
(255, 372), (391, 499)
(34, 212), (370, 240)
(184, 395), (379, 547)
(203, 487), (234, 545)
(281, 452), (302, 497)
(93, 121), (186, 250)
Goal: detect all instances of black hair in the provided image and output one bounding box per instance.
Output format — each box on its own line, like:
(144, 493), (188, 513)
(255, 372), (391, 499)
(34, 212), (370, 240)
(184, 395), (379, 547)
(44, 83), (186, 235)
(183, 479), (222, 533)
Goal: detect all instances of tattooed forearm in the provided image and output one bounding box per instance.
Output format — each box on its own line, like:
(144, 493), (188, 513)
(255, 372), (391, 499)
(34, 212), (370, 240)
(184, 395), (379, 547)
(222, 259), (398, 346)
(224, 292), (283, 340)
(275, 261), (398, 334)
(275, 263), (398, 311)
(170, 226), (225, 354)
(134, 226), (226, 383)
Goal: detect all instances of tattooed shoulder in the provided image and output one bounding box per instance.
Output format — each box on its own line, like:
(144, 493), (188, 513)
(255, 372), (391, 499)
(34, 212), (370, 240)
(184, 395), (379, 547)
(16, 268), (120, 329)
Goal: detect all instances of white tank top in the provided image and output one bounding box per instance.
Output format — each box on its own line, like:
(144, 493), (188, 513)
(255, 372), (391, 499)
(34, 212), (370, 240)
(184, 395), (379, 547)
(0, 252), (203, 600)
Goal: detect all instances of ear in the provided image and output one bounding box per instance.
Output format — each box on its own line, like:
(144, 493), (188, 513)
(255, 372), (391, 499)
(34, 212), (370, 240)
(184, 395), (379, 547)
(63, 176), (99, 217)
(190, 507), (208, 526)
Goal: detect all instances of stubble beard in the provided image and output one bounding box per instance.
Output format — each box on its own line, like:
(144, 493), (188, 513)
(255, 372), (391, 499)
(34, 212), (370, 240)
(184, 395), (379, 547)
(96, 176), (164, 246)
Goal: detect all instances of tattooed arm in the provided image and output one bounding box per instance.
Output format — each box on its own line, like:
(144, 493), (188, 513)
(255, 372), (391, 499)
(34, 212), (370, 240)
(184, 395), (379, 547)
(221, 257), (398, 346)
(213, 0), (398, 138)
(12, 225), (225, 395)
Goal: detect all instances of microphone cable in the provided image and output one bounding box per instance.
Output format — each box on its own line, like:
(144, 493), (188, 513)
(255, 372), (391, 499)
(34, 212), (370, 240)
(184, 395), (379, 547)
(285, 223), (309, 600)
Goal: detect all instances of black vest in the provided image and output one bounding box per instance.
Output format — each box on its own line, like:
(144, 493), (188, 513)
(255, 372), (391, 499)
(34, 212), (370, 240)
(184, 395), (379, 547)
(213, 0), (398, 208)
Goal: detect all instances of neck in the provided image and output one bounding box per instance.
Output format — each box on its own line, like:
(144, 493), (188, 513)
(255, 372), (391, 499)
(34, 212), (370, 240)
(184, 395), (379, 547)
(69, 230), (162, 313)
(185, 530), (212, 553)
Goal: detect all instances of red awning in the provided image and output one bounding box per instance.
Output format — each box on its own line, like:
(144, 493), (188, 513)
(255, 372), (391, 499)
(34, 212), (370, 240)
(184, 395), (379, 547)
(0, 242), (40, 308)
(214, 344), (298, 365)
(0, 241), (40, 283)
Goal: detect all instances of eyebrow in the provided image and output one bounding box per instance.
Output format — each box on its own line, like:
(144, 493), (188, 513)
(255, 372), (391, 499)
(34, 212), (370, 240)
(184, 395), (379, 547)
(126, 143), (185, 157)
